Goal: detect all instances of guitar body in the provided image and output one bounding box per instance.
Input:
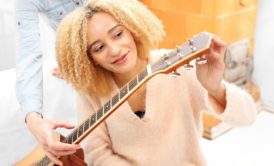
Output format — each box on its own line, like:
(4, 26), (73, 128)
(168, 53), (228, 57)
(14, 135), (87, 166)
(15, 145), (49, 166)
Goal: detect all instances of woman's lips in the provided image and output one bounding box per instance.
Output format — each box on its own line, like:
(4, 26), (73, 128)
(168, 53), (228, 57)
(112, 53), (128, 65)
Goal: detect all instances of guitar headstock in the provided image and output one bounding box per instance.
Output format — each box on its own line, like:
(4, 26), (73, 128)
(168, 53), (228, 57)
(151, 32), (212, 73)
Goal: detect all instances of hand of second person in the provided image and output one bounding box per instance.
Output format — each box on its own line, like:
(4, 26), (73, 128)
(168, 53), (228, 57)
(52, 67), (63, 79)
(26, 112), (81, 165)
(195, 36), (226, 95)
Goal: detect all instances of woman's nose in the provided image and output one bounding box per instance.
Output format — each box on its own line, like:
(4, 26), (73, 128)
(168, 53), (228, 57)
(108, 42), (121, 57)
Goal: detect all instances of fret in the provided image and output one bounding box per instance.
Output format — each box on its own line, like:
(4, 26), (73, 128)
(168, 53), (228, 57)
(77, 124), (84, 138)
(66, 130), (74, 144)
(67, 133), (73, 144)
(120, 86), (128, 99)
(129, 77), (138, 91)
(103, 101), (111, 114)
(66, 128), (78, 144)
(147, 65), (152, 75)
(95, 111), (97, 121)
(83, 119), (90, 131)
(111, 94), (119, 107)
(71, 130), (78, 143)
(63, 137), (68, 144)
(97, 108), (104, 120)
(62, 134), (69, 144)
(89, 114), (96, 127)
(151, 62), (161, 73)
(138, 68), (148, 82)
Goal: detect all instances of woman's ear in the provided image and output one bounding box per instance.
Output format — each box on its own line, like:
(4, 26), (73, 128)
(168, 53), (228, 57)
(93, 59), (99, 65)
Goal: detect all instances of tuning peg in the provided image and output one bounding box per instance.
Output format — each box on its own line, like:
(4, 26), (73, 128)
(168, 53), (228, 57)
(188, 38), (194, 45)
(176, 45), (181, 52)
(177, 52), (185, 59)
(190, 46), (197, 53)
(163, 53), (168, 60)
(184, 63), (194, 70)
(196, 56), (207, 64)
(171, 70), (181, 77)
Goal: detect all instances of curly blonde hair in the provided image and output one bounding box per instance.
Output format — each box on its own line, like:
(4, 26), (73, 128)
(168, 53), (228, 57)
(56, 0), (165, 97)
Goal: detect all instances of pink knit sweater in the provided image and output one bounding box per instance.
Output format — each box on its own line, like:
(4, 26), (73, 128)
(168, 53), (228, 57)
(77, 56), (256, 166)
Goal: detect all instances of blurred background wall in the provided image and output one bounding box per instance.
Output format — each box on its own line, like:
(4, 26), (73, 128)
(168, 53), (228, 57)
(2, 0), (272, 108)
(0, 0), (55, 71)
(0, 0), (273, 165)
(0, 1), (16, 70)
(253, 0), (274, 109)
(0, 1), (273, 115)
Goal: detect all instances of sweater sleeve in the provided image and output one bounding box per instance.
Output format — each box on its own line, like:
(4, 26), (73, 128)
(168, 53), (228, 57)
(181, 68), (256, 127)
(206, 81), (256, 127)
(77, 93), (132, 166)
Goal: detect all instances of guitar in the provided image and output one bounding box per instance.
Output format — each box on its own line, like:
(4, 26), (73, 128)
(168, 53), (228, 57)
(15, 32), (212, 166)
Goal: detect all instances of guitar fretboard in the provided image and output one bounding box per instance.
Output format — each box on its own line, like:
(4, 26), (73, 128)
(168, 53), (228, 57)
(64, 68), (148, 144)
(35, 68), (148, 166)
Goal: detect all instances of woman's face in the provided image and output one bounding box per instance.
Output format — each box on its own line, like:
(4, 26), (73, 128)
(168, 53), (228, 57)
(87, 12), (138, 76)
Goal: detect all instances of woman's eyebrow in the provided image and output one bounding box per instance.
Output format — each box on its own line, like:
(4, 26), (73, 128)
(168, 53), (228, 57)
(108, 24), (121, 34)
(87, 24), (121, 51)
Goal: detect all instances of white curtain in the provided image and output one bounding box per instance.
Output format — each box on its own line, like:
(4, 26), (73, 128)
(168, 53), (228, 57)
(0, 0), (55, 71)
(0, 1), (16, 70)
(253, 0), (274, 109)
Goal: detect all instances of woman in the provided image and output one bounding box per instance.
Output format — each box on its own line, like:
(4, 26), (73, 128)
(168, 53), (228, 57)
(55, 0), (256, 165)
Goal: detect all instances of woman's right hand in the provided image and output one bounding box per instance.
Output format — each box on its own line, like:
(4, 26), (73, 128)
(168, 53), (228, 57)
(26, 112), (80, 165)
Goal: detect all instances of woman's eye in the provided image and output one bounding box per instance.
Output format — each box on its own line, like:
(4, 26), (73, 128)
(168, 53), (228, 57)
(114, 30), (123, 38)
(94, 45), (104, 53)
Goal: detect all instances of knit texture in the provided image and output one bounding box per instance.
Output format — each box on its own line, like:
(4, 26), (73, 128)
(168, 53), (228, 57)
(77, 55), (256, 166)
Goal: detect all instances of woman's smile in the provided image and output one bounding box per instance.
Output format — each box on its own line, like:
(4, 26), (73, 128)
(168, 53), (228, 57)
(111, 51), (129, 65)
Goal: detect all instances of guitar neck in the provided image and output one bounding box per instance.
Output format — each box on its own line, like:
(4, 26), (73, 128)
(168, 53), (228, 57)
(65, 67), (151, 144)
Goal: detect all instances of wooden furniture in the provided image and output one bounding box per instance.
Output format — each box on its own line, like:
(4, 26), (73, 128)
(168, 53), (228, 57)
(141, 0), (257, 54)
(141, 0), (259, 140)
(203, 81), (261, 140)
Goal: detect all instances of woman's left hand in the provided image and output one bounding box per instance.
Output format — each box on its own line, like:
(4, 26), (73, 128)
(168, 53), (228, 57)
(195, 35), (226, 95)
